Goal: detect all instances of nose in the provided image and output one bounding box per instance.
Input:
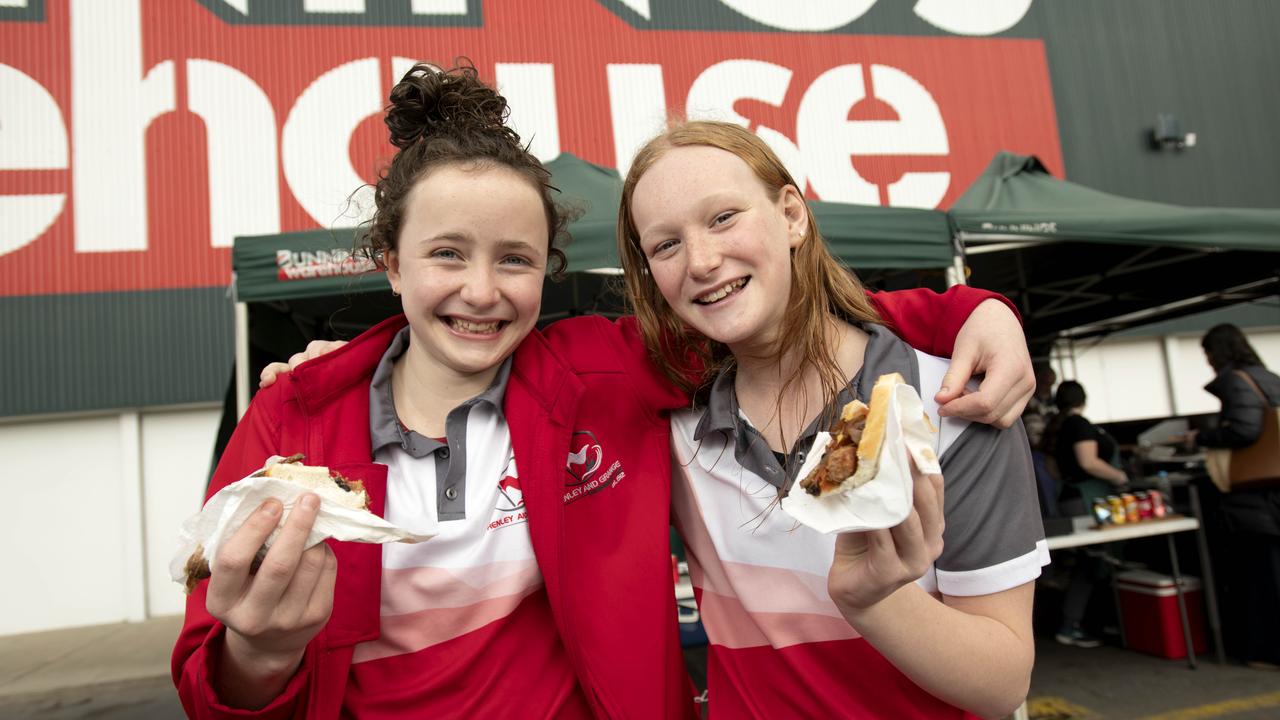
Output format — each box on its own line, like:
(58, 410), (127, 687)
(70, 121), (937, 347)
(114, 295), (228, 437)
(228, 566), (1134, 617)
(685, 232), (722, 280)
(458, 265), (501, 308)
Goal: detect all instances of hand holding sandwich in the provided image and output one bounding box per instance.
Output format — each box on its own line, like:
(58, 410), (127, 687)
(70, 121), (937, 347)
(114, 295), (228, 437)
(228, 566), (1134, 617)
(205, 494), (337, 710)
(826, 457), (945, 616)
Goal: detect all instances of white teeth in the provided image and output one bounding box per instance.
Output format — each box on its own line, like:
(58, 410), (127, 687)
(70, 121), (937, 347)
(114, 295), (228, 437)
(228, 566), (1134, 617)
(450, 318), (501, 334)
(697, 278), (747, 304)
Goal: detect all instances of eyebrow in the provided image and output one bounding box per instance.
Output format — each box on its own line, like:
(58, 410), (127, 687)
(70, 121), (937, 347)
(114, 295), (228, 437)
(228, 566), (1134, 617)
(638, 191), (743, 242)
(492, 239), (541, 254)
(418, 233), (543, 255)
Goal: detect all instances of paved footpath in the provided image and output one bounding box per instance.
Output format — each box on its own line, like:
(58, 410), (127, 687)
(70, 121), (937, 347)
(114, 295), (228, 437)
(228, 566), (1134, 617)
(0, 616), (184, 720)
(2, 616), (1279, 719)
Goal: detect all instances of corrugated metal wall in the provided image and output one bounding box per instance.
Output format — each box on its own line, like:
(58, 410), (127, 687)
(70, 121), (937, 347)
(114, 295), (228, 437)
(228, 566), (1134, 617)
(0, 288), (233, 416)
(2, 0), (1278, 418)
(1035, 0), (1280, 207)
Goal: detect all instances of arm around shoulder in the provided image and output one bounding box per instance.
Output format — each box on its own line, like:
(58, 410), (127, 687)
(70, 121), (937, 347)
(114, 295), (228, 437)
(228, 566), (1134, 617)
(867, 286), (1018, 358)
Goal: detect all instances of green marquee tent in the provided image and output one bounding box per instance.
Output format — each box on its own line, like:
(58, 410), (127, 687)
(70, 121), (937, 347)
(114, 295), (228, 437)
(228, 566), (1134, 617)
(229, 152), (956, 414)
(953, 153), (1280, 343)
(232, 153), (954, 304)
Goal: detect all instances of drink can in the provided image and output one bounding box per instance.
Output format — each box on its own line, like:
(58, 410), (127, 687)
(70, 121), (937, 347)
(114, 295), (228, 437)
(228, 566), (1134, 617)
(1108, 495), (1127, 525)
(1091, 497), (1112, 526)
(1136, 491), (1154, 520)
(1149, 490), (1167, 518)
(1122, 493), (1140, 523)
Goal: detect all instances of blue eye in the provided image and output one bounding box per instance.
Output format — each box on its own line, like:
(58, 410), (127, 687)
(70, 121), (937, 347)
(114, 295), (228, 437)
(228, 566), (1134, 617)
(652, 239), (679, 256)
(431, 248), (460, 260)
(501, 255), (532, 266)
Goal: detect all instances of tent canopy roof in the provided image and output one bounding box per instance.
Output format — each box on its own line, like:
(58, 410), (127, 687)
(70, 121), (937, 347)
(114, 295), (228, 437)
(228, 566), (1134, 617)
(953, 153), (1280, 253)
(956, 153), (1280, 344)
(234, 153), (953, 304)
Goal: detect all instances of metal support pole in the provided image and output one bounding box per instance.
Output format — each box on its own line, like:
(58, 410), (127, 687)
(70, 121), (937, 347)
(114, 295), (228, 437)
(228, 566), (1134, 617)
(1188, 484), (1226, 664)
(1166, 533), (1198, 669)
(235, 301), (250, 420)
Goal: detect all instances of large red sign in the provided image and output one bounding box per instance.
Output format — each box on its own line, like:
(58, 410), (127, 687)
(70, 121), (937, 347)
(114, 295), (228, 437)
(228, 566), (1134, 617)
(0, 0), (1061, 297)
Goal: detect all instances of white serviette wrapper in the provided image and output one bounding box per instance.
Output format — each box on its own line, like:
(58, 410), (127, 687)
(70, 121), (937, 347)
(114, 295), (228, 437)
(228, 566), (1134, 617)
(781, 382), (942, 534)
(169, 456), (435, 586)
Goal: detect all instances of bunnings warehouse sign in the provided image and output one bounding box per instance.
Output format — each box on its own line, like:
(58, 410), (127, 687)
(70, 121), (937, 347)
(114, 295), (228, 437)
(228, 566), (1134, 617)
(0, 0), (1062, 299)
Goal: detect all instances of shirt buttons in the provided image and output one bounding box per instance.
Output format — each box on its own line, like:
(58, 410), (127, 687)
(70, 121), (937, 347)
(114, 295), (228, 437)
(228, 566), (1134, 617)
(444, 486), (458, 501)
(796, 452), (806, 463)
(439, 447), (450, 459)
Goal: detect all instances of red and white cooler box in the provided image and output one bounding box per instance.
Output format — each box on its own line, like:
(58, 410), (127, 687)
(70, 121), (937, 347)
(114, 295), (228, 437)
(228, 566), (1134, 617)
(1115, 570), (1207, 659)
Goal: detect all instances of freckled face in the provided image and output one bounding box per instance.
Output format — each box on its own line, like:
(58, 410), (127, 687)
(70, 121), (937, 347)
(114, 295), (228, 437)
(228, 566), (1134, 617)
(630, 145), (807, 352)
(386, 164), (548, 379)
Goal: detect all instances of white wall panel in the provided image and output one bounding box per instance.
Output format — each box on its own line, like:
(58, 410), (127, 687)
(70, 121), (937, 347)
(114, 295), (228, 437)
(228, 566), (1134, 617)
(1060, 328), (1280, 423)
(0, 416), (132, 635)
(142, 408), (221, 617)
(1057, 339), (1171, 423)
(1170, 336), (1220, 415)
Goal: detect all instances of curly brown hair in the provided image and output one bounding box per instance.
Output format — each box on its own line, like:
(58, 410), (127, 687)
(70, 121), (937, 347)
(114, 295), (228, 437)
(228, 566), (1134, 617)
(361, 61), (570, 278)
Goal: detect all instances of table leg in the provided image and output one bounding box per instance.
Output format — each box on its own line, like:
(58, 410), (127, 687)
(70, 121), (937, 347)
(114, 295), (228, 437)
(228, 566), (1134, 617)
(1187, 483), (1226, 664)
(1166, 533), (1197, 669)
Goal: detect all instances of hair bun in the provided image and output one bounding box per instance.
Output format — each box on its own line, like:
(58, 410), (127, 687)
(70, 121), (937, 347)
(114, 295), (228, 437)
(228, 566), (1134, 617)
(385, 61), (516, 150)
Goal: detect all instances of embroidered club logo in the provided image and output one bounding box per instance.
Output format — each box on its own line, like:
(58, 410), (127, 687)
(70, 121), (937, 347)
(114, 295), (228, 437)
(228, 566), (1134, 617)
(488, 457), (526, 531)
(564, 430), (626, 505)
(496, 474), (523, 512)
(566, 435), (603, 486)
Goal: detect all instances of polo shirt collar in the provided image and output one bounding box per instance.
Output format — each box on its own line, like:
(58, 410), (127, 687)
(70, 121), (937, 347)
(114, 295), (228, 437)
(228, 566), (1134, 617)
(692, 323), (916, 488)
(369, 326), (511, 457)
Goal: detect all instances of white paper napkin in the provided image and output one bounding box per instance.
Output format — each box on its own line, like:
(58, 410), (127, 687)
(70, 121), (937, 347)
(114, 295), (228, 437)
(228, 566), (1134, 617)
(169, 456), (434, 588)
(781, 382), (941, 533)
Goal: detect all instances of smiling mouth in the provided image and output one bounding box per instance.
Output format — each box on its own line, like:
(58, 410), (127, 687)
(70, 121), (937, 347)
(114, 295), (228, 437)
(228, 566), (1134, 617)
(694, 277), (749, 305)
(445, 317), (507, 335)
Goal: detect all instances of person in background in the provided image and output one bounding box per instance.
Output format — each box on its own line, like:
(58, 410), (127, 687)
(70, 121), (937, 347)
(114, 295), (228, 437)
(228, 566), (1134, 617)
(1047, 380), (1126, 648)
(1195, 323), (1280, 670)
(1024, 363), (1059, 515)
(1194, 324), (1280, 448)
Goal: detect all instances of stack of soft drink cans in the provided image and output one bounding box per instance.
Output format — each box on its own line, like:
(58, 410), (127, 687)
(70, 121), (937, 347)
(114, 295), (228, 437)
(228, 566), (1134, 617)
(1091, 491), (1168, 527)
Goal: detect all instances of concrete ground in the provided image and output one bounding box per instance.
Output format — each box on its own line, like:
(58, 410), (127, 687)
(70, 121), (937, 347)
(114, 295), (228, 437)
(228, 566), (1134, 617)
(1, 616), (1278, 719)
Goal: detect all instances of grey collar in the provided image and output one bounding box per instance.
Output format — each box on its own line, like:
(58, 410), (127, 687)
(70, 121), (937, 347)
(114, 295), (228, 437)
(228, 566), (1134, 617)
(691, 323), (919, 488)
(369, 326), (511, 457)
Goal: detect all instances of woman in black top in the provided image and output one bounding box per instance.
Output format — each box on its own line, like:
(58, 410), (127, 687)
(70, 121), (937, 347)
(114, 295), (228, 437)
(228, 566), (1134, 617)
(1052, 381), (1127, 498)
(1047, 381), (1127, 647)
(1195, 324), (1280, 670)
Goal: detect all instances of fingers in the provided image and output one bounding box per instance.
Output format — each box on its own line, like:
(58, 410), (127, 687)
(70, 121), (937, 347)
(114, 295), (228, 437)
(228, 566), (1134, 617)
(888, 509), (929, 573)
(241, 494), (322, 611)
(938, 368), (1032, 428)
(300, 340), (347, 367)
(935, 351), (977, 405)
(275, 543), (333, 629)
(207, 499), (283, 615)
(259, 362), (291, 388)
(257, 341), (349, 388)
(914, 472), (946, 561)
(302, 546), (339, 629)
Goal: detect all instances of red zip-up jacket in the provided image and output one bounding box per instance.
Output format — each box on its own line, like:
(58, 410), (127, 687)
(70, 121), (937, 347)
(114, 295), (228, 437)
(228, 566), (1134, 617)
(173, 287), (1007, 719)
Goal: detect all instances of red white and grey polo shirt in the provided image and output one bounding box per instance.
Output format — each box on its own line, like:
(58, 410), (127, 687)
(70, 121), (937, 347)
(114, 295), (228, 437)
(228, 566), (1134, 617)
(670, 323), (1049, 719)
(345, 326), (590, 718)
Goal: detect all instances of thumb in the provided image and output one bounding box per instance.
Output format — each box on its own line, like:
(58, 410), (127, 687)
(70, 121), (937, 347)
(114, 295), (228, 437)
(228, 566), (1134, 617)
(935, 351), (977, 406)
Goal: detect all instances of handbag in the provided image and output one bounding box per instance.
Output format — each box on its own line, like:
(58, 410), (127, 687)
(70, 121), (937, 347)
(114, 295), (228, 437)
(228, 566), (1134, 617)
(1205, 370), (1280, 493)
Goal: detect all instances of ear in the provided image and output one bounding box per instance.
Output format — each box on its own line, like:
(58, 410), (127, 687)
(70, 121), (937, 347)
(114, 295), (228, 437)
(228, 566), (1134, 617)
(779, 185), (809, 249)
(385, 249), (402, 295)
